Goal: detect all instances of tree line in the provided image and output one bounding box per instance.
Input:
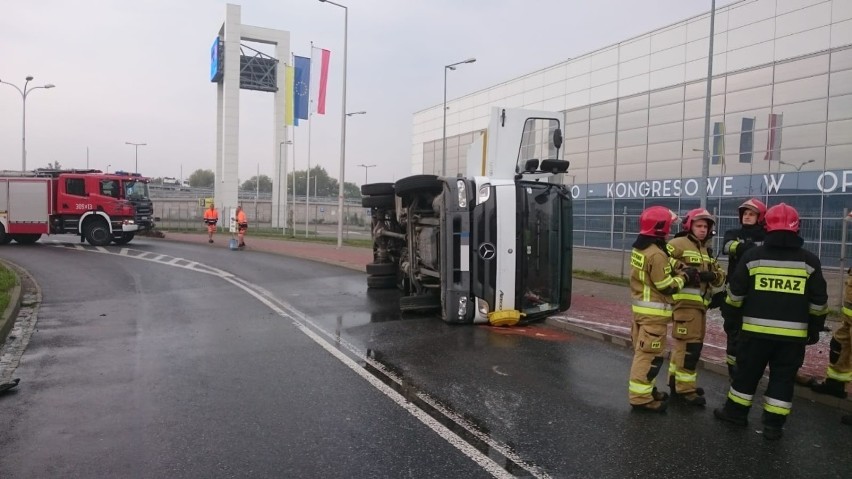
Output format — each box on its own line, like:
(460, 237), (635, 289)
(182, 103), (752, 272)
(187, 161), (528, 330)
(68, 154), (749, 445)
(185, 167), (361, 198)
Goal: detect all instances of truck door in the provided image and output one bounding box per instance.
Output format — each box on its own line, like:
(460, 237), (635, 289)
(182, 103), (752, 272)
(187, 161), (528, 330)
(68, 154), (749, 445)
(55, 176), (89, 215)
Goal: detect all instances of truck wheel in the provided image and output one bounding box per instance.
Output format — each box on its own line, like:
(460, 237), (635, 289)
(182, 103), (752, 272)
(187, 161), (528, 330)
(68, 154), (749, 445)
(362, 195), (395, 208)
(112, 233), (135, 245)
(361, 183), (394, 196)
(84, 220), (112, 246)
(367, 274), (397, 289)
(366, 262), (396, 276)
(11, 234), (41, 245)
(0, 224), (8, 245)
(394, 175), (442, 197)
(399, 294), (441, 313)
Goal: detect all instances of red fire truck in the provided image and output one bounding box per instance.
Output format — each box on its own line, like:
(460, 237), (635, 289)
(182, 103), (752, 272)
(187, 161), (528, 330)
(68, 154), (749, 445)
(0, 169), (139, 246)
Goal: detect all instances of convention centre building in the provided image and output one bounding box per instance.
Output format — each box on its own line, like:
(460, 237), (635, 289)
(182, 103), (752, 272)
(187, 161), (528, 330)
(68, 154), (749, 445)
(411, 0), (852, 265)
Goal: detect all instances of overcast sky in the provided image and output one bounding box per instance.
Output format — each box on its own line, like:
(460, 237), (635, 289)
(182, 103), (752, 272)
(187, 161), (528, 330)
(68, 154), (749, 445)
(1, 0), (734, 186)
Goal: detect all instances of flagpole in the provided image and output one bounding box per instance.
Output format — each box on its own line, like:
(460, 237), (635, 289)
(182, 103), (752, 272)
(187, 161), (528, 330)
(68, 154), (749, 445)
(305, 42), (314, 239)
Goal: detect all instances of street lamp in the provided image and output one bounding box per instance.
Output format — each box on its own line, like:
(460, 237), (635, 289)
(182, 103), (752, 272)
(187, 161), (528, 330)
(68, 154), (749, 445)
(699, 0), (717, 209)
(442, 57), (476, 176)
(319, 0), (349, 248)
(125, 141), (146, 173)
(0, 76), (56, 171)
(357, 164), (376, 185)
(779, 159), (815, 172)
(107, 164), (112, 173)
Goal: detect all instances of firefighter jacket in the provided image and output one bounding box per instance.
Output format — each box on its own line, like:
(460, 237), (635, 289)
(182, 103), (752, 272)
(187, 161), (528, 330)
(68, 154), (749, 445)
(203, 208), (219, 225)
(722, 224), (765, 279)
(723, 231), (828, 343)
(667, 233), (726, 311)
(630, 236), (688, 322)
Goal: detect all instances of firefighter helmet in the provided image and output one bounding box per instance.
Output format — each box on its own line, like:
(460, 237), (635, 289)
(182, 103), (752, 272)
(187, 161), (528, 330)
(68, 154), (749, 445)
(639, 206), (676, 238)
(738, 198), (767, 224)
(764, 203), (800, 233)
(683, 208), (716, 232)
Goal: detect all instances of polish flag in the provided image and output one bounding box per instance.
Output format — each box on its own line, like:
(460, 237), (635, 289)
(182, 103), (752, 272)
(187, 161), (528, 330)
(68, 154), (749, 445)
(310, 47), (331, 115)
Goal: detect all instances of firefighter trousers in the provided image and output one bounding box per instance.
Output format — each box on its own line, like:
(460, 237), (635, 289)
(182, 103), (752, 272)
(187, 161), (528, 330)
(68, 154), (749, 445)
(628, 317), (668, 405)
(669, 307), (706, 395)
(724, 336), (806, 428)
(825, 314), (852, 384)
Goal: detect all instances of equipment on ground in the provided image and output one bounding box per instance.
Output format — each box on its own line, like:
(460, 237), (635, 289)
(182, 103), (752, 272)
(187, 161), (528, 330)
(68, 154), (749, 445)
(361, 107), (573, 325)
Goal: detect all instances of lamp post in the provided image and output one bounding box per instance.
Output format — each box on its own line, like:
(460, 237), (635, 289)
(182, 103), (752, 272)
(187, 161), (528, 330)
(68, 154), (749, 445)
(0, 76), (56, 171)
(107, 164), (112, 173)
(442, 58), (476, 176)
(125, 141), (146, 173)
(357, 164), (376, 185)
(699, 0), (716, 209)
(319, 0), (349, 248)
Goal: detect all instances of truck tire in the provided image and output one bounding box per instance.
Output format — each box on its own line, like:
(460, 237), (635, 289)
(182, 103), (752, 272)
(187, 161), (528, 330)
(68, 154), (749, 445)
(366, 262), (396, 276)
(394, 175), (442, 197)
(84, 220), (112, 246)
(11, 234), (41, 245)
(362, 195), (395, 208)
(361, 183), (394, 196)
(112, 233), (135, 245)
(366, 274), (397, 289)
(0, 224), (8, 245)
(399, 294), (441, 313)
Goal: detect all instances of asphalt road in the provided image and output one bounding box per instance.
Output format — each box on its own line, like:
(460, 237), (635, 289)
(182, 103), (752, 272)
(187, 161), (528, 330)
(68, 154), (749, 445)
(1, 236), (851, 478)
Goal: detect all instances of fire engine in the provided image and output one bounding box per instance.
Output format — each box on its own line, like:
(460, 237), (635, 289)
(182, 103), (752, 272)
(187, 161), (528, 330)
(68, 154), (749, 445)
(0, 169), (140, 246)
(361, 107), (573, 325)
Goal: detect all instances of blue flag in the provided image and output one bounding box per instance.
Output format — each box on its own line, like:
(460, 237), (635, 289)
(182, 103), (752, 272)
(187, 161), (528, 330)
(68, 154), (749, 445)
(294, 55), (311, 120)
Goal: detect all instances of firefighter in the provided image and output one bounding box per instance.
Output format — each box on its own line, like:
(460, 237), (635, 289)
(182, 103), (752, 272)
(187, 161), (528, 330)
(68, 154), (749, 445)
(666, 208), (726, 405)
(809, 214), (852, 424)
(719, 198), (767, 379)
(203, 203), (219, 243)
(234, 205), (248, 249)
(714, 203), (828, 440)
(628, 206), (696, 413)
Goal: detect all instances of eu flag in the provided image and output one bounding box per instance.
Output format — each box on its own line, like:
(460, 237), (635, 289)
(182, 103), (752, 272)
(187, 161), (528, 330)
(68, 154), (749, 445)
(294, 55), (311, 120)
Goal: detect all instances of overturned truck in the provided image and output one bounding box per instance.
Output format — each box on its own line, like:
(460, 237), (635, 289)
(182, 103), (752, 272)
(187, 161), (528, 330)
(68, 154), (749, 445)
(362, 107), (573, 325)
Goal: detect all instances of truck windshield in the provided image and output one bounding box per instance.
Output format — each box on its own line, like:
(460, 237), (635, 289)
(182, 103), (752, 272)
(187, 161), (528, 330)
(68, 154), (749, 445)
(518, 182), (565, 316)
(124, 180), (150, 200)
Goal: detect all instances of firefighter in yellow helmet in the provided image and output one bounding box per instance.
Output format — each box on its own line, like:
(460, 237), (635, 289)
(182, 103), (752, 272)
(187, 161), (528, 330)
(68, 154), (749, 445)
(666, 208), (726, 405)
(628, 206), (694, 412)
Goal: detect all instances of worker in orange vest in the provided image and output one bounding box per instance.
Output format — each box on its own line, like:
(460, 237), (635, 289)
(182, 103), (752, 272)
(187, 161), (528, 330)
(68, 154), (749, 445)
(234, 205), (248, 249)
(203, 203), (219, 243)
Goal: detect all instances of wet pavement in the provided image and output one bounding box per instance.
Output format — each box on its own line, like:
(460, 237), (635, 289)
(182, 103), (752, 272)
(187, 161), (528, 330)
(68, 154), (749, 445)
(0, 234), (850, 478)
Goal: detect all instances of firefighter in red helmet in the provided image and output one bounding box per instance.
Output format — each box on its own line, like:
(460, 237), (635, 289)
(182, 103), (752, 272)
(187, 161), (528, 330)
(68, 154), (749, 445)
(666, 208), (726, 405)
(715, 203), (828, 440)
(719, 198), (767, 379)
(628, 206), (694, 412)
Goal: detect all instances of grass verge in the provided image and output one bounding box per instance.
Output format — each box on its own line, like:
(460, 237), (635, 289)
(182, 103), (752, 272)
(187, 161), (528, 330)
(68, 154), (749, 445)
(573, 269), (630, 286)
(157, 227), (373, 248)
(0, 264), (17, 313)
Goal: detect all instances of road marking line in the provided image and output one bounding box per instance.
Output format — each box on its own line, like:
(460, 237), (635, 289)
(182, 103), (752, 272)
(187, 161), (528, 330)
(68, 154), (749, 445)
(119, 248), (129, 256)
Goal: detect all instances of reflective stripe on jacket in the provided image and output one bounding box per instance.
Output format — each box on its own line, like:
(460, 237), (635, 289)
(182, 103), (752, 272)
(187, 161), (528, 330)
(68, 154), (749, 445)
(667, 234), (726, 311)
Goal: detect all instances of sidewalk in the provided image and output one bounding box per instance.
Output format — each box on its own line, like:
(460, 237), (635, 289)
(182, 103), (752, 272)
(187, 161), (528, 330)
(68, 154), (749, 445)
(157, 231), (851, 411)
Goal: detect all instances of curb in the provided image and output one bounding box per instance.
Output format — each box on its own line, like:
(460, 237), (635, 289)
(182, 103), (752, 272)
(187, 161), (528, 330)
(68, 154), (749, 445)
(0, 259), (23, 347)
(545, 317), (852, 413)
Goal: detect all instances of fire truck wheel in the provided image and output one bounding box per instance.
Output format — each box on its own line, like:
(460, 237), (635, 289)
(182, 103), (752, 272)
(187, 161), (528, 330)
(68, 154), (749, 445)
(112, 233), (135, 245)
(84, 220), (112, 246)
(11, 234), (41, 245)
(0, 225), (8, 245)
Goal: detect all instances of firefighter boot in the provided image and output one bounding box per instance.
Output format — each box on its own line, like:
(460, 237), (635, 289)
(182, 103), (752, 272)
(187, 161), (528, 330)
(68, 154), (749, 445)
(652, 387), (669, 402)
(713, 402), (749, 427)
(762, 411), (786, 441)
(810, 378), (848, 399)
(631, 399), (668, 413)
(668, 375), (705, 404)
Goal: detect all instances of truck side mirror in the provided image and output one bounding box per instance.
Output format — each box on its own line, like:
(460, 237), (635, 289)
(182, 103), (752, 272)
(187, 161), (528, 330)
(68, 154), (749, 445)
(524, 159), (540, 173)
(552, 128), (563, 150)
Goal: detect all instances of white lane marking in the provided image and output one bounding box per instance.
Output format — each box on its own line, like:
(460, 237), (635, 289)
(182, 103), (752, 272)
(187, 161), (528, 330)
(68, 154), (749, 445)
(167, 257), (183, 265)
(73, 244), (86, 251)
(95, 246), (109, 253)
(48, 243), (529, 478)
(119, 248), (129, 256)
(153, 254), (166, 261)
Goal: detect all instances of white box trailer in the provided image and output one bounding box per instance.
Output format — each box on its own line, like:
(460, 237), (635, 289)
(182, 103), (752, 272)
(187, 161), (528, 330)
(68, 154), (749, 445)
(0, 178), (52, 244)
